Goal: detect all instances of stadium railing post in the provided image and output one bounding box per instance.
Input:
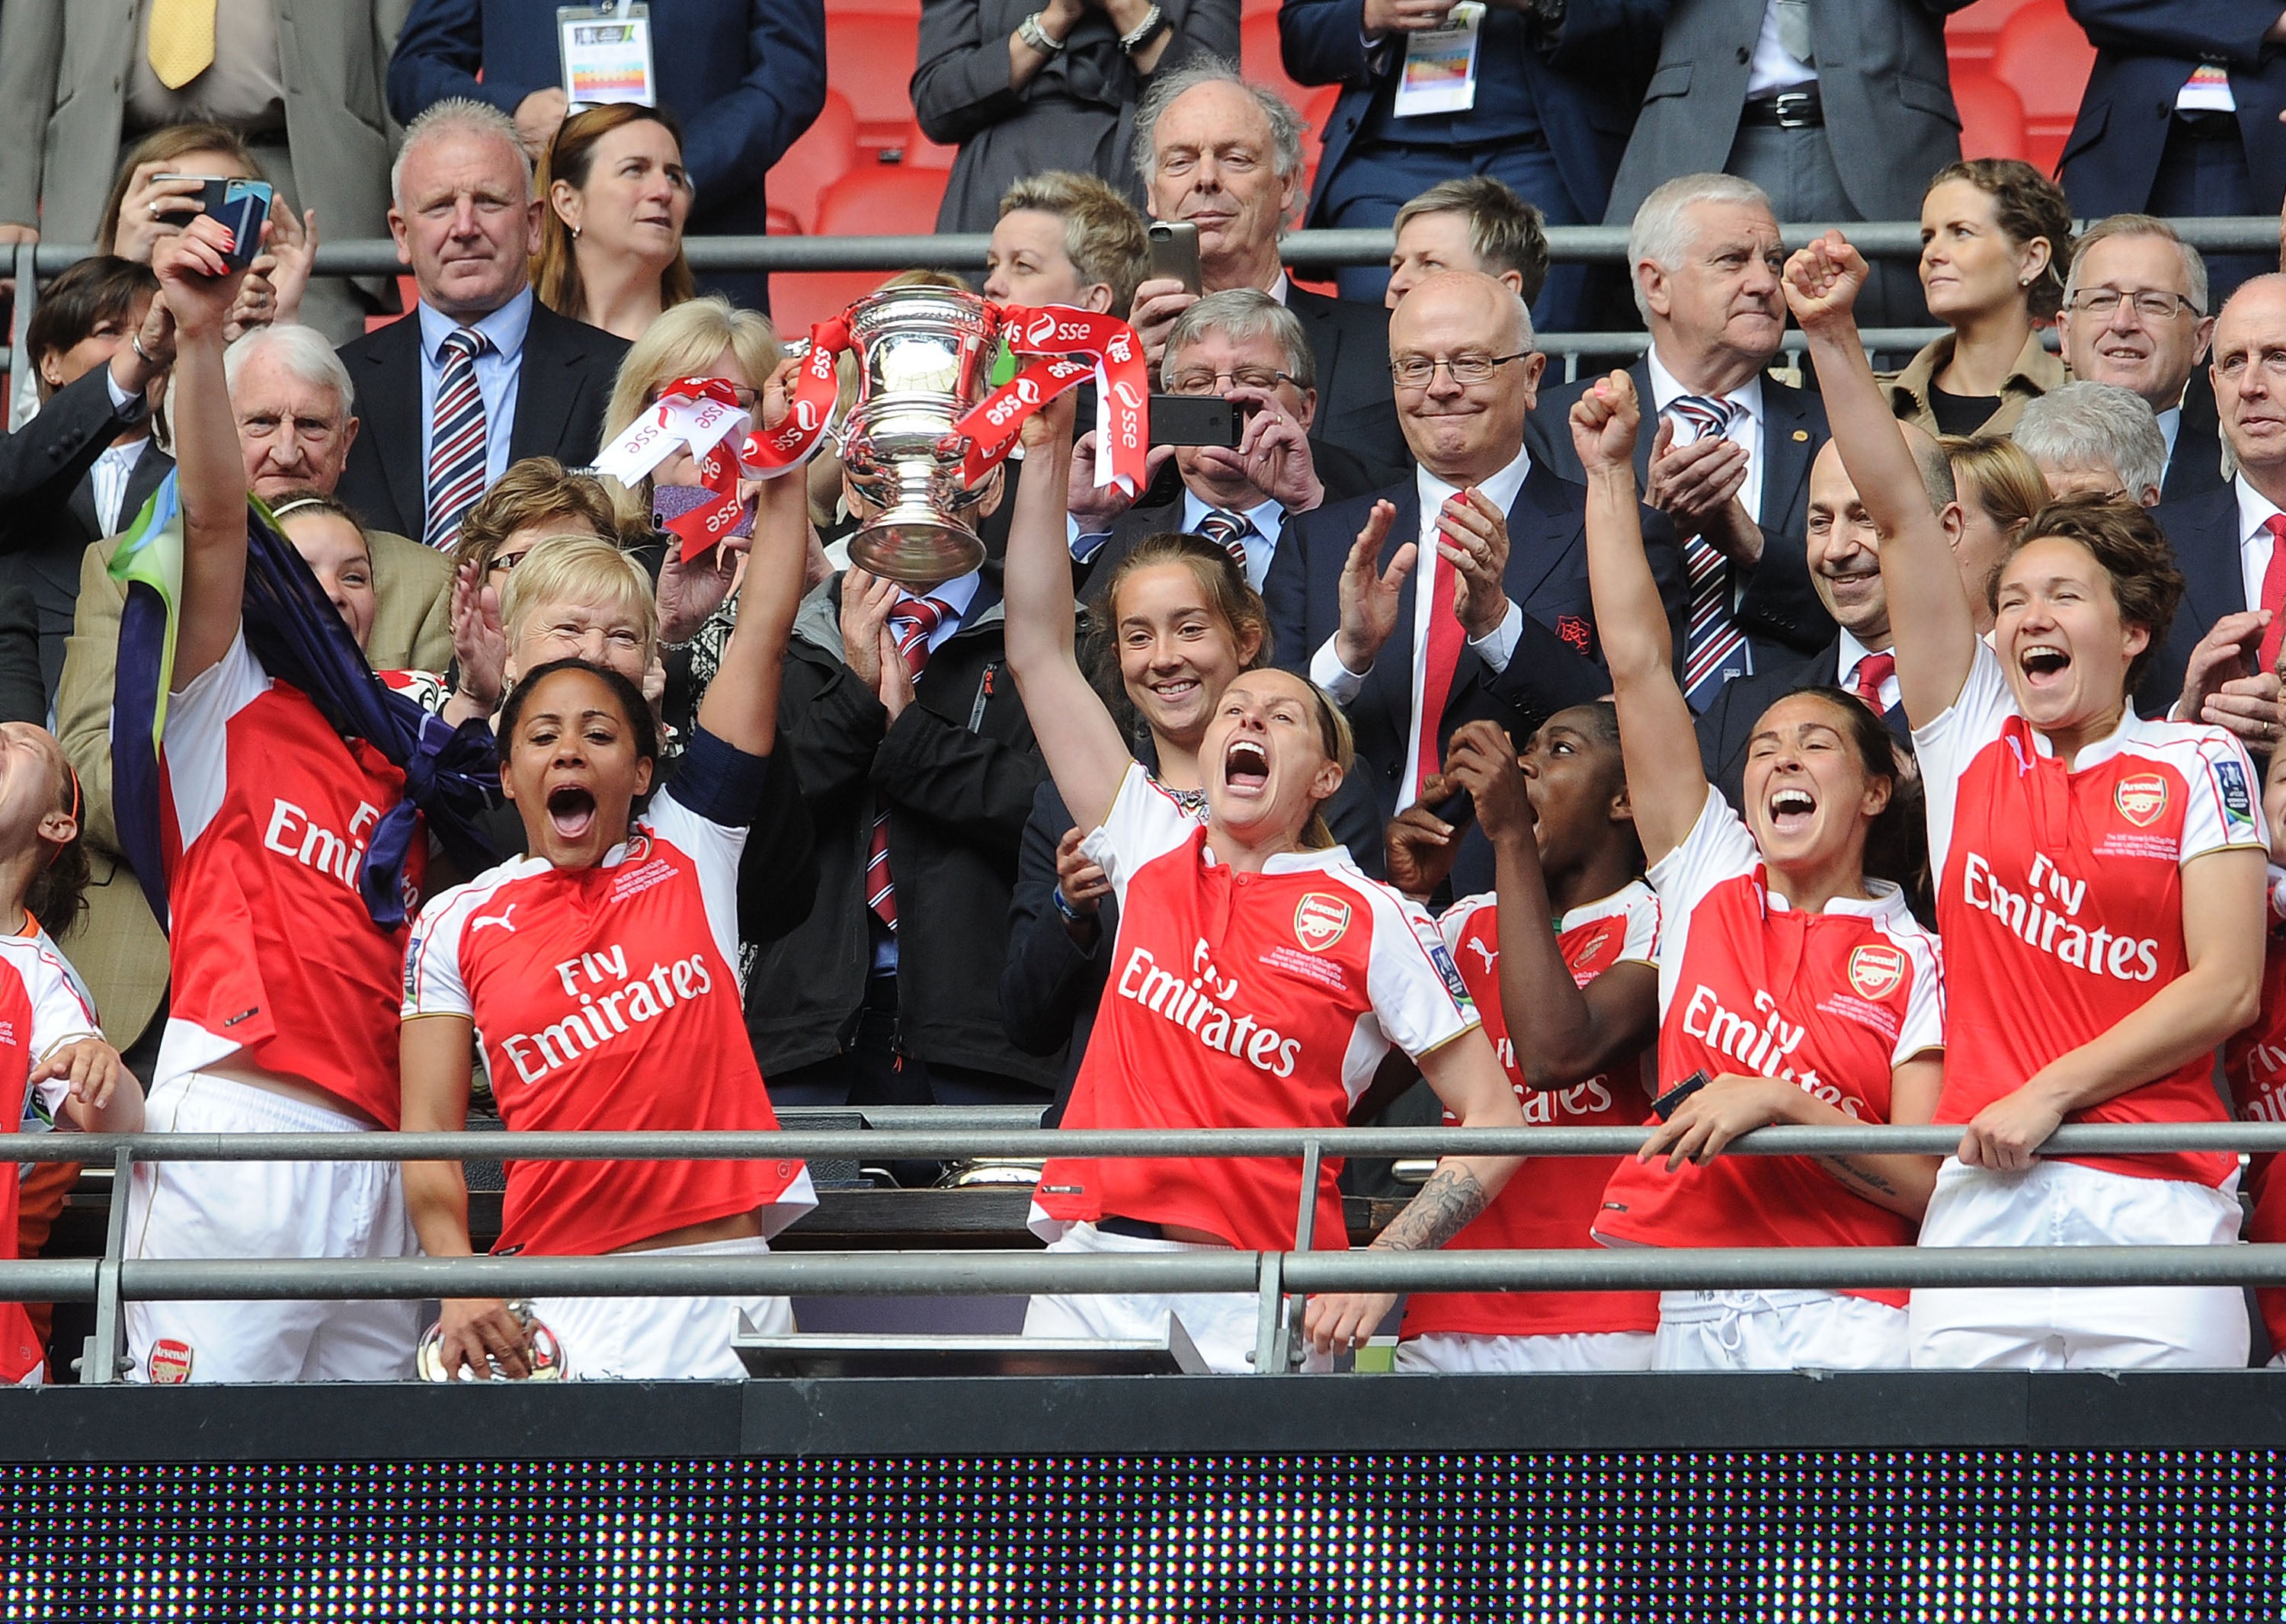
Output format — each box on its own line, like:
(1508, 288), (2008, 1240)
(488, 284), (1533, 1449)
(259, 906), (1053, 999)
(82, 1145), (134, 1385)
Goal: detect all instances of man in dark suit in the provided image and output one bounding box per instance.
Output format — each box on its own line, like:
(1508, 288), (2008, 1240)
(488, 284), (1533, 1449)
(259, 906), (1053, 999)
(388, 0), (825, 312)
(2058, 214), (2225, 504)
(1127, 63), (1407, 483)
(2148, 273), (2286, 751)
(335, 100), (631, 549)
(1532, 173), (1835, 696)
(1602, 0), (1974, 327)
(2060, 2), (2286, 309)
(1263, 269), (1683, 898)
(1277, 0), (1658, 330)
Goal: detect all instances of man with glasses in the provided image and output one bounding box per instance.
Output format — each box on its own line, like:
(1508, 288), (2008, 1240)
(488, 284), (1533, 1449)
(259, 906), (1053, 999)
(2060, 215), (2223, 505)
(1072, 289), (1368, 594)
(2148, 274), (2286, 747)
(1263, 268), (1682, 898)
(1532, 174), (1836, 706)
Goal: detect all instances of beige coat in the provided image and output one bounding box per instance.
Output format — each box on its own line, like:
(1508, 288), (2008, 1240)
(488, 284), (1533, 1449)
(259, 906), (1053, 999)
(53, 528), (452, 1050)
(1880, 328), (2068, 440)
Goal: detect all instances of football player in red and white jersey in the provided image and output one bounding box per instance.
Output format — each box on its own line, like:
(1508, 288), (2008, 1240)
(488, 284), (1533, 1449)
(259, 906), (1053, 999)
(399, 460), (816, 1382)
(0, 735), (142, 1383)
(1382, 713), (1663, 1373)
(1789, 232), (2268, 1370)
(1001, 391), (1523, 1374)
(1571, 371), (1947, 1371)
(121, 217), (444, 1385)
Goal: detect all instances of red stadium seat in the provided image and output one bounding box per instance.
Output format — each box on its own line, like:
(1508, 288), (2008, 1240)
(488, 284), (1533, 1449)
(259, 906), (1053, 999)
(825, 10), (924, 155)
(1944, 0), (2048, 69)
(766, 89), (857, 235)
(1990, 1), (2095, 176)
(1951, 69), (2029, 164)
(769, 165), (953, 336)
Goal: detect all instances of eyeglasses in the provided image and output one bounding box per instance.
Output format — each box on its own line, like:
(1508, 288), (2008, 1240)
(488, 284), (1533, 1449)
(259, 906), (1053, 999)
(2065, 288), (2200, 322)
(1389, 352), (1531, 389)
(1165, 367), (1297, 395)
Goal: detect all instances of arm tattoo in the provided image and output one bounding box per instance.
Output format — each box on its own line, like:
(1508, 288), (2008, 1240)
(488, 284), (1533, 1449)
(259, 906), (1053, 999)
(1372, 1163), (1491, 1253)
(1817, 1155), (1899, 1198)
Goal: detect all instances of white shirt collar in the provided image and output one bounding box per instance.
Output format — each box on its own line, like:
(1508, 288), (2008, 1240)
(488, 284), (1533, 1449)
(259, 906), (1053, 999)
(416, 286), (534, 366)
(898, 568), (981, 619)
(1263, 270), (1291, 306)
(2156, 404), (2182, 463)
(1645, 344), (1765, 422)
(2234, 472), (2286, 549)
(1836, 625), (1892, 681)
(1417, 440), (1532, 523)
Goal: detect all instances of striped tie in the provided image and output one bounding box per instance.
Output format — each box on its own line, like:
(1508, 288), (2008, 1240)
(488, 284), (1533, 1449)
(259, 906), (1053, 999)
(1668, 393), (1750, 710)
(424, 328), (492, 549)
(1196, 508), (1252, 574)
(865, 596), (951, 932)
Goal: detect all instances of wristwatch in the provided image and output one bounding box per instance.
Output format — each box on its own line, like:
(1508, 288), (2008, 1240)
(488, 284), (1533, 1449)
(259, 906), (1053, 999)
(1119, 4), (1170, 53)
(1017, 11), (1068, 55)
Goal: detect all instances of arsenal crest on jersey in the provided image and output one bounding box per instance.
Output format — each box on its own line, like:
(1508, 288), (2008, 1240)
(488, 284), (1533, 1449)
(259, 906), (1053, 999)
(2114, 773), (2169, 828)
(1846, 943), (1907, 1001)
(1293, 892), (1351, 953)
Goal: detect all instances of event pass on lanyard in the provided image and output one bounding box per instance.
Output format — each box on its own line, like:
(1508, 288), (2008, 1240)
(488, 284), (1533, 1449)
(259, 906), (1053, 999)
(559, 2), (655, 110)
(1394, 2), (1483, 118)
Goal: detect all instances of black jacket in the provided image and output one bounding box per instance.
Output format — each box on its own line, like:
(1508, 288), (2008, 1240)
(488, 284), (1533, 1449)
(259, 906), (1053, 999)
(748, 571), (1054, 1089)
(1003, 775), (1115, 1117)
(1695, 639), (1913, 812)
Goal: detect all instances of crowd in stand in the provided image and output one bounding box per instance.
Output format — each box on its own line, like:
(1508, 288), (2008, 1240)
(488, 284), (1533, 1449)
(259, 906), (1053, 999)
(2, 0), (2286, 1385)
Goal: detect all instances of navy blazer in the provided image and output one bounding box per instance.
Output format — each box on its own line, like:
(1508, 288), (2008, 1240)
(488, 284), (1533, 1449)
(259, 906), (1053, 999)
(334, 301), (632, 543)
(388, 0), (826, 302)
(1279, 0), (1658, 229)
(1284, 283), (1409, 485)
(2060, 1), (2286, 218)
(2164, 413), (2228, 505)
(1529, 357), (1837, 665)
(1263, 460), (1684, 894)
(2145, 479), (2246, 720)
(1694, 639), (1913, 814)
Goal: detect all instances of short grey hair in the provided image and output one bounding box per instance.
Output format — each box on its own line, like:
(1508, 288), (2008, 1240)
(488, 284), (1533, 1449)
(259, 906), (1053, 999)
(1132, 58), (1305, 194)
(223, 324), (355, 421)
(2013, 381), (2169, 499)
(1626, 172), (1775, 325)
(391, 98), (532, 210)
(1161, 288), (1316, 392)
(2064, 213), (2209, 317)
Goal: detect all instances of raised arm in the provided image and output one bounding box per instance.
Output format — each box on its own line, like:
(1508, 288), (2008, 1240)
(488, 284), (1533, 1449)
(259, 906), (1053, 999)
(1001, 392), (1137, 833)
(1571, 372), (1706, 866)
(693, 453), (810, 758)
(150, 216), (258, 687)
(1784, 232), (1980, 726)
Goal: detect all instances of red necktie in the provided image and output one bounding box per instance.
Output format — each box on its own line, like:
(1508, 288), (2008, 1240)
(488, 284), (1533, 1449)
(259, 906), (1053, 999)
(2259, 515), (2286, 677)
(1850, 650), (1895, 713)
(1413, 508), (1467, 802)
(865, 596), (949, 931)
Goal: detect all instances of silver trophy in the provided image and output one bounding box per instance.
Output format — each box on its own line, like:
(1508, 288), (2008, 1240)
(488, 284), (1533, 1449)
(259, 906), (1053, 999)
(837, 285), (1004, 589)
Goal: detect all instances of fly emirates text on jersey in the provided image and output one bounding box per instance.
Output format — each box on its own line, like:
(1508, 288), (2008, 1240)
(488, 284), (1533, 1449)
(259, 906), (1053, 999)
(1961, 848), (2161, 983)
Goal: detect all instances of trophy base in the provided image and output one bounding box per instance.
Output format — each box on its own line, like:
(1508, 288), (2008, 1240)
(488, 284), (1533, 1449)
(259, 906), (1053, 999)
(847, 514), (987, 591)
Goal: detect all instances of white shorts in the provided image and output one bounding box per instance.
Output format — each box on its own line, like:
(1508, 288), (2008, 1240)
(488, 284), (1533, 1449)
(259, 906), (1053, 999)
(1023, 1223), (1327, 1375)
(531, 1235), (792, 1381)
(123, 1073), (419, 1385)
(1395, 1329), (1656, 1374)
(1908, 1157), (2249, 1370)
(1654, 1289), (1910, 1371)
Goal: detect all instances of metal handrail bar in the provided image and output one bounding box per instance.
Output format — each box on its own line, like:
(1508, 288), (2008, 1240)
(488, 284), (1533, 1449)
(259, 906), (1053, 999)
(13, 1245), (2286, 1308)
(14, 216), (2280, 277)
(17, 1122), (2286, 1163)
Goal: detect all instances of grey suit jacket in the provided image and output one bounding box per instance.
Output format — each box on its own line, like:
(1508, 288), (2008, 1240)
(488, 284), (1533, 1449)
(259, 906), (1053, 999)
(0, 0), (408, 242)
(1603, 0), (1971, 226)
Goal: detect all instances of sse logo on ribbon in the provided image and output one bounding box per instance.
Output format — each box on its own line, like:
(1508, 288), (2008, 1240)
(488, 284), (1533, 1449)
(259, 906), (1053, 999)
(953, 305), (1150, 497)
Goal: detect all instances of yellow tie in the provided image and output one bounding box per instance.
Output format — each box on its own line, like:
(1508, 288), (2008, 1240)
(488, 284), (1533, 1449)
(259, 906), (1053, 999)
(146, 0), (218, 91)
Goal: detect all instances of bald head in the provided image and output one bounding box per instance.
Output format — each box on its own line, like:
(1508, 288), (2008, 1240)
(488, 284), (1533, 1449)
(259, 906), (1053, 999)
(1386, 270), (1542, 485)
(2212, 273), (2286, 493)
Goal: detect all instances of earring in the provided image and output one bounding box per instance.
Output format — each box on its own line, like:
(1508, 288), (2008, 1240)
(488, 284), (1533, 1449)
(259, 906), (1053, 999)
(572, 224), (582, 240)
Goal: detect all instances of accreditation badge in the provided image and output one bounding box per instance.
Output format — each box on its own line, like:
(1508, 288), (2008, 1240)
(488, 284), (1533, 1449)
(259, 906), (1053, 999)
(1393, 2), (1482, 118)
(558, 2), (656, 110)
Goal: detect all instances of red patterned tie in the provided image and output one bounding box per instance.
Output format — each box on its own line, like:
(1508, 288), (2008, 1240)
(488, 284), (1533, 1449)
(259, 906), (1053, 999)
(1197, 508), (1253, 572)
(423, 327), (492, 549)
(1413, 506), (1468, 805)
(1850, 650), (1895, 713)
(1669, 394), (1750, 709)
(864, 596), (950, 931)
(2259, 515), (2286, 677)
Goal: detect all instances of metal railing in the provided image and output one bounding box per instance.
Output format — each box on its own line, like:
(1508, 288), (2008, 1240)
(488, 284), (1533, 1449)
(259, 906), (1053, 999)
(9, 213), (2276, 377)
(14, 1118), (2286, 1381)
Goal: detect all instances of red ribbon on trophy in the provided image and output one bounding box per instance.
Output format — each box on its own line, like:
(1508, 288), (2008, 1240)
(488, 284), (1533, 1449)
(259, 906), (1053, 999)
(738, 316), (850, 476)
(953, 306), (1149, 498)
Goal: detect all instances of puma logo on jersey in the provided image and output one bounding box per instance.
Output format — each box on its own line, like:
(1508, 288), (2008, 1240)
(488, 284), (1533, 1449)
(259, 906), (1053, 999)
(1119, 943), (1299, 1078)
(263, 797), (381, 892)
(1466, 937), (1498, 975)
(1962, 850), (2158, 983)
(470, 905), (517, 934)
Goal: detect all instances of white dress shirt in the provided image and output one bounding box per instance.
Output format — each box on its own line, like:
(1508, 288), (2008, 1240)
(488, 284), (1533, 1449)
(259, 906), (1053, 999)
(2233, 473), (2286, 618)
(415, 289), (533, 490)
(1310, 444), (1535, 809)
(1646, 346), (1766, 527)
(88, 438), (149, 537)
(1177, 488), (1285, 591)
(1837, 627), (1901, 714)
(2156, 404), (2182, 468)
(1745, 0), (1817, 98)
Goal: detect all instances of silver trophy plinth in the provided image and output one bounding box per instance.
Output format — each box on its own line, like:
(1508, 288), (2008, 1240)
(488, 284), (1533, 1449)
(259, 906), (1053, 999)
(838, 286), (1001, 589)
